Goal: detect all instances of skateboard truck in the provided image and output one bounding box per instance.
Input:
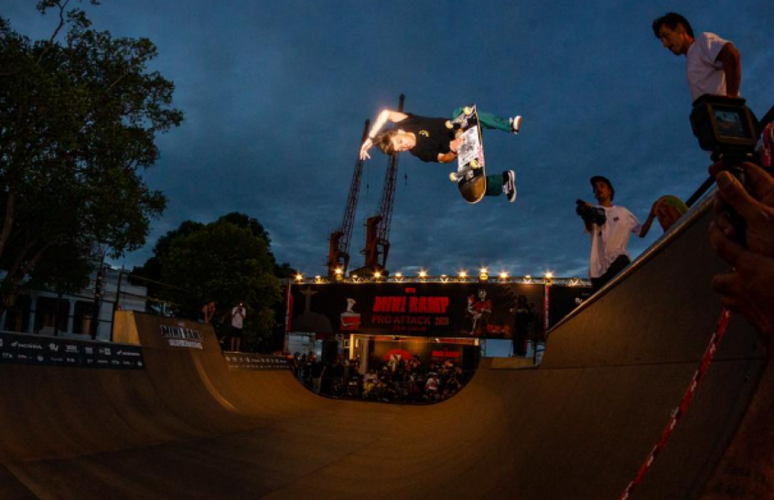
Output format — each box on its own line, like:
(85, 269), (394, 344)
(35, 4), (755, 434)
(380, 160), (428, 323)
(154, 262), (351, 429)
(449, 164), (479, 183)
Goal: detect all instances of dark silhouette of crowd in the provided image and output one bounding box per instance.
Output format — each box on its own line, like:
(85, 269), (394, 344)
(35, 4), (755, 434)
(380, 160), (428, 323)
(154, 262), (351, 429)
(289, 352), (471, 404)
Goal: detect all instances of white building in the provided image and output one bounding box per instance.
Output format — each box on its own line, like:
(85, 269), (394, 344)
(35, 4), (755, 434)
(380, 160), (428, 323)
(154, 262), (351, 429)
(0, 266), (148, 342)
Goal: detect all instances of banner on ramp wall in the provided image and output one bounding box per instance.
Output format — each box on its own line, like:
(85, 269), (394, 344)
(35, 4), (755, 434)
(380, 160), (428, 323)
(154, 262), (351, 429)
(289, 282), (550, 339)
(224, 353), (290, 371)
(0, 331), (145, 369)
(159, 323), (205, 349)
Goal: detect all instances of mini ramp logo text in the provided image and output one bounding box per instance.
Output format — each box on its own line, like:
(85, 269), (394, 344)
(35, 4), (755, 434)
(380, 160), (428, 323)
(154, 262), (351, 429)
(159, 325), (204, 350)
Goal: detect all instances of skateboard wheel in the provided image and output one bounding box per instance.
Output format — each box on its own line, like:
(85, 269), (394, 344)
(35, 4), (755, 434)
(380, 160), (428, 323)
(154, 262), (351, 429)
(463, 106), (473, 115)
(445, 120), (453, 129)
(470, 159), (479, 169)
(449, 172), (459, 182)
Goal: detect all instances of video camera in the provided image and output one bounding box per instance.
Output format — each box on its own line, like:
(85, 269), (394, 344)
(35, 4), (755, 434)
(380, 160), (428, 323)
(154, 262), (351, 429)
(690, 94), (760, 166)
(575, 200), (607, 226)
(690, 94), (761, 247)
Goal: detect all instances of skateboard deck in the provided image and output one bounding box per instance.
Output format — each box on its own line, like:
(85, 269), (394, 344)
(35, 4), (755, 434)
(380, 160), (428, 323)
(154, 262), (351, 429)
(447, 105), (486, 204)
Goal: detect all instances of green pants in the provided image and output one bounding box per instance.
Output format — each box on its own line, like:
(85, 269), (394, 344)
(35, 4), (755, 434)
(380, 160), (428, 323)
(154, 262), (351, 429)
(485, 174), (503, 197)
(451, 107), (512, 133)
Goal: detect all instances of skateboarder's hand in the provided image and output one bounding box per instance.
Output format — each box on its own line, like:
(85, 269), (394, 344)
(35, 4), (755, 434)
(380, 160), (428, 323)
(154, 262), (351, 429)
(710, 161), (774, 258)
(360, 139), (373, 160)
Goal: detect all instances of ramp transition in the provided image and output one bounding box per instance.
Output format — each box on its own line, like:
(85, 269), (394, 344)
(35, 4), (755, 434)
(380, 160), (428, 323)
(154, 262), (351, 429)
(0, 197), (769, 499)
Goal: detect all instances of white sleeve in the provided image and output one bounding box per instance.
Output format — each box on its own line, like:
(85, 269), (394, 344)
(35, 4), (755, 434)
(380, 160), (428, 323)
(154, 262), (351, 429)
(629, 210), (643, 235)
(699, 32), (729, 67)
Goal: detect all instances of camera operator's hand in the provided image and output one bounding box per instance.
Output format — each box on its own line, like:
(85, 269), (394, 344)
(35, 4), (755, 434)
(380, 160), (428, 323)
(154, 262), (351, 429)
(709, 162), (774, 341)
(709, 161), (774, 257)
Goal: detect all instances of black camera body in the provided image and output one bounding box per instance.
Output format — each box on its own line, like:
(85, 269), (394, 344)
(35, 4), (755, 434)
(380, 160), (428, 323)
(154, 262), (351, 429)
(576, 200), (607, 226)
(690, 94), (761, 247)
(690, 94), (760, 165)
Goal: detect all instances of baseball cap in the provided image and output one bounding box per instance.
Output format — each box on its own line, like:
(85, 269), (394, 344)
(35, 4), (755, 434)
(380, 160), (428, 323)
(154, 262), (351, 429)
(590, 176), (615, 199)
(589, 176), (613, 190)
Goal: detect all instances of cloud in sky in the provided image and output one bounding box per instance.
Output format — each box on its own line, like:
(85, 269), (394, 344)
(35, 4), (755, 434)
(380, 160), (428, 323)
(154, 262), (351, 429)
(6, 0), (774, 278)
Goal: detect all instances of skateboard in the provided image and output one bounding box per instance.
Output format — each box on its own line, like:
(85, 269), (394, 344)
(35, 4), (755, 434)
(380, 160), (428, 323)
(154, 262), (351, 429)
(447, 105), (486, 204)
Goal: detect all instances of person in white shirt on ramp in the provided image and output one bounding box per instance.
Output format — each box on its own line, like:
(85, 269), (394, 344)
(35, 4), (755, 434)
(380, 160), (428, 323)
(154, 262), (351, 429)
(229, 302), (246, 352)
(578, 176), (644, 292)
(652, 12), (742, 102)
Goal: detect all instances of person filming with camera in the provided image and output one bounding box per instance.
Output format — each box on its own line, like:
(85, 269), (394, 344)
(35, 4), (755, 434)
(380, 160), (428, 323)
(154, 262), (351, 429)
(578, 176), (644, 292)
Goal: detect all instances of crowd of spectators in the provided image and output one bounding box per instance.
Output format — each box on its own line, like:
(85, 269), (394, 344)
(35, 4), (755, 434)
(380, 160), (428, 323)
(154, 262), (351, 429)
(289, 353), (471, 404)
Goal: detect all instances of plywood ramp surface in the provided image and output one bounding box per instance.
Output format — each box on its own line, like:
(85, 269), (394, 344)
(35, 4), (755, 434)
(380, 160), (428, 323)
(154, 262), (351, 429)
(0, 198), (767, 499)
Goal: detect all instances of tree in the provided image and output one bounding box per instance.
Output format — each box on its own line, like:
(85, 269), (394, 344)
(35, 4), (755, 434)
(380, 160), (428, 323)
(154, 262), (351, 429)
(0, 1), (183, 309)
(148, 218), (283, 348)
(129, 220), (204, 298)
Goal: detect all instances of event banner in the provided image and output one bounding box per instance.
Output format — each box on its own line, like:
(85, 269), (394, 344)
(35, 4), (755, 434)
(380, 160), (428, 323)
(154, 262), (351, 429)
(0, 331), (145, 369)
(370, 340), (466, 368)
(159, 323), (205, 350)
(289, 282), (547, 338)
(224, 353), (290, 371)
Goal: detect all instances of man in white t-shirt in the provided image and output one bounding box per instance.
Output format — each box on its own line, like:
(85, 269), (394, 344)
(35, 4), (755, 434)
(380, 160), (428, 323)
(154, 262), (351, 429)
(652, 12), (741, 102)
(229, 302), (246, 352)
(580, 176), (643, 292)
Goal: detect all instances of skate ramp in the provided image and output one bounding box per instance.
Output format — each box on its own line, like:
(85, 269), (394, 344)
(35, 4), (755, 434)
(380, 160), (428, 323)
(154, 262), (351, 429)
(0, 196), (767, 499)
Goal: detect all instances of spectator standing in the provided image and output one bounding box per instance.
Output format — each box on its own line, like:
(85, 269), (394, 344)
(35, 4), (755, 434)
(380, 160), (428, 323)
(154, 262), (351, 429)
(652, 12), (741, 101)
(290, 352), (301, 379)
(331, 358), (345, 398)
(201, 301), (216, 324)
(346, 359), (362, 398)
(229, 302), (246, 352)
(425, 373), (440, 401)
(311, 356), (326, 395)
(580, 176), (644, 292)
(303, 353), (314, 387)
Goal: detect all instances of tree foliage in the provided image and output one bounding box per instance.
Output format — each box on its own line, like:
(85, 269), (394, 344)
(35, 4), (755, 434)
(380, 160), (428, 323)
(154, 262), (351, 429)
(0, 1), (182, 306)
(138, 215), (284, 346)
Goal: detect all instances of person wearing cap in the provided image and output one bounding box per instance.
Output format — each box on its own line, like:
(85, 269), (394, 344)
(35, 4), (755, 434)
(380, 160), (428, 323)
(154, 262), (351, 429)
(581, 176), (643, 292)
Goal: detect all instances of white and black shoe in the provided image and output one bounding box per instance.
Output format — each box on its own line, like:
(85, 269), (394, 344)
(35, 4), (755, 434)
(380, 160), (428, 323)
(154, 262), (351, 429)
(503, 170), (517, 203)
(510, 115), (522, 135)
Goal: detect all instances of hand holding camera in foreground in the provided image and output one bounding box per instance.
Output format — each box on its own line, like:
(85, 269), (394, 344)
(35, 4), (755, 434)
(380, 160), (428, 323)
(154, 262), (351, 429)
(709, 162), (774, 341)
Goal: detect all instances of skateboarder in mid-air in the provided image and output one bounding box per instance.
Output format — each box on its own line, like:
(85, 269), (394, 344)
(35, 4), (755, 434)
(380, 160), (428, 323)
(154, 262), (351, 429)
(359, 107), (522, 202)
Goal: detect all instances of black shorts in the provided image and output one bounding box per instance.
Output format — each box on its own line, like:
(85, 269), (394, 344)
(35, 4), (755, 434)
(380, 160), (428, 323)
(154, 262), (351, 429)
(230, 326), (243, 339)
(591, 255), (631, 292)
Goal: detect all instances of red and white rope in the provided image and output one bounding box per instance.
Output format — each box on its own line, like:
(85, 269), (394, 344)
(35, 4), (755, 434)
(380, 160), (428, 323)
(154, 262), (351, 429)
(618, 308), (732, 500)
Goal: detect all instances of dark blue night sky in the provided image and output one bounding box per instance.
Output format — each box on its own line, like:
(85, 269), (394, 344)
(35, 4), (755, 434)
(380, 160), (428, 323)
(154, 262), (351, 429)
(6, 0), (774, 278)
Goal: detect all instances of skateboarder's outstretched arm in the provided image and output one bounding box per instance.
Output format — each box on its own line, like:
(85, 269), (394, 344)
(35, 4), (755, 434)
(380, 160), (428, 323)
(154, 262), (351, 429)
(359, 109), (409, 160)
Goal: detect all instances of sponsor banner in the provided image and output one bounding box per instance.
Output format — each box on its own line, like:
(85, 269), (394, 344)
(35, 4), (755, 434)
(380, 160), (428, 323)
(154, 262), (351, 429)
(370, 340), (465, 369)
(290, 282), (544, 339)
(0, 332), (144, 369)
(159, 323), (205, 350)
(224, 353), (290, 371)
